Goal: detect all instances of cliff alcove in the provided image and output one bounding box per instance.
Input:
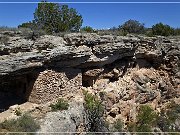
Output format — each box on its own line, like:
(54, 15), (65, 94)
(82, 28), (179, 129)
(0, 71), (40, 112)
(0, 33), (179, 119)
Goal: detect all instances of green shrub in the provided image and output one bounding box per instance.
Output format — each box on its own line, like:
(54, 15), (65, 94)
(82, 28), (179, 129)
(128, 105), (157, 133)
(157, 101), (180, 132)
(0, 114), (40, 134)
(127, 121), (136, 132)
(18, 21), (37, 30)
(119, 19), (145, 34)
(174, 28), (180, 35)
(83, 91), (104, 115)
(18, 1), (83, 34)
(50, 98), (69, 111)
(113, 119), (123, 132)
(152, 23), (174, 36)
(83, 90), (104, 132)
(145, 29), (154, 37)
(34, 1), (83, 34)
(136, 105), (157, 132)
(156, 111), (172, 132)
(128, 102), (180, 133)
(81, 26), (94, 33)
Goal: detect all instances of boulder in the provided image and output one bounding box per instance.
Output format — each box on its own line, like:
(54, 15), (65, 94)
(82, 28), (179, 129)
(39, 99), (85, 133)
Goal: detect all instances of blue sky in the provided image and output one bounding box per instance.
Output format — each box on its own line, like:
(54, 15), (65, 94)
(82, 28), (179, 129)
(0, 0), (180, 29)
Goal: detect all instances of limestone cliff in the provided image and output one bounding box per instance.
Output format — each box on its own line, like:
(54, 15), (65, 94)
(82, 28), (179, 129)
(0, 31), (180, 132)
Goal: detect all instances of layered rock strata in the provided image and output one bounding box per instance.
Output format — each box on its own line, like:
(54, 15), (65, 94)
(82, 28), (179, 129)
(0, 32), (179, 108)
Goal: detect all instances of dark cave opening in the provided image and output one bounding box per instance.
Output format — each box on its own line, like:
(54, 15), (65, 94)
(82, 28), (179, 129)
(82, 74), (94, 87)
(109, 112), (116, 118)
(0, 72), (39, 112)
(109, 77), (119, 83)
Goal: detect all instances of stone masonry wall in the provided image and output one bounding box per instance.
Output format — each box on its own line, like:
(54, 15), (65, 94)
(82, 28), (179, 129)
(28, 68), (82, 104)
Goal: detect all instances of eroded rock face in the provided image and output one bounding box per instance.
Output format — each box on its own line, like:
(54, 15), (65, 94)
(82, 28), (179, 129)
(0, 32), (180, 132)
(0, 33), (168, 75)
(83, 67), (179, 128)
(0, 33), (179, 106)
(39, 98), (85, 134)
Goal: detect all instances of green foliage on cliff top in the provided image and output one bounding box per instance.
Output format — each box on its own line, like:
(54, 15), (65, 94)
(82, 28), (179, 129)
(19, 1), (83, 34)
(81, 26), (94, 33)
(119, 19), (145, 34)
(152, 23), (174, 36)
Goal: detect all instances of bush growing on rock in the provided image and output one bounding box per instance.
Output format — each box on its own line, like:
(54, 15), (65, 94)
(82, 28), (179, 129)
(127, 103), (180, 133)
(83, 90), (104, 132)
(50, 98), (69, 111)
(0, 114), (40, 134)
(113, 119), (123, 132)
(128, 105), (157, 132)
(157, 101), (180, 132)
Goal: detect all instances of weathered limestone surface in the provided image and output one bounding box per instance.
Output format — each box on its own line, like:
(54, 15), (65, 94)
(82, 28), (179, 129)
(39, 98), (85, 133)
(0, 32), (179, 105)
(0, 32), (180, 132)
(0, 33), (167, 75)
